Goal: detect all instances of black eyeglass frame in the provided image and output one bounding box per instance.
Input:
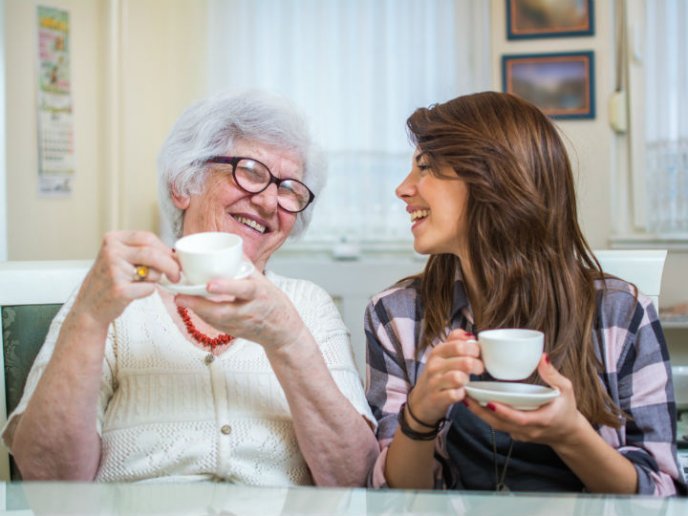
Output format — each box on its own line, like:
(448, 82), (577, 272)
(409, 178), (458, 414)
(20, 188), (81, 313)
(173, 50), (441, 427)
(206, 156), (315, 213)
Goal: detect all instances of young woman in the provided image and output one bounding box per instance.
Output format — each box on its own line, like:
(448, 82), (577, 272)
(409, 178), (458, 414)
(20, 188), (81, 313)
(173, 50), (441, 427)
(365, 92), (685, 495)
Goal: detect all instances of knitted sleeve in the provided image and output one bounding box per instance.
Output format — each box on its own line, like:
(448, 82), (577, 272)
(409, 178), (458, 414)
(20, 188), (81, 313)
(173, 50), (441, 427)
(2, 286), (116, 447)
(274, 274), (375, 426)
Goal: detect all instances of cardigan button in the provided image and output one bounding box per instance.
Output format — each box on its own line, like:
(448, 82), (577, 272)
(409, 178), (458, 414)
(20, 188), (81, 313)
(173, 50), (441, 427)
(220, 424), (232, 435)
(204, 354), (215, 365)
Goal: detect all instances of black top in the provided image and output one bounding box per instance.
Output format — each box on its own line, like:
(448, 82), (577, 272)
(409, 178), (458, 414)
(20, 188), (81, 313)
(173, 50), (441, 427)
(445, 402), (585, 492)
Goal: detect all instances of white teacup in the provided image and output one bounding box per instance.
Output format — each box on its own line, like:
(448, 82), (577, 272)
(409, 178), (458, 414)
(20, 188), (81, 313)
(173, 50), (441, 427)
(174, 232), (243, 285)
(473, 328), (544, 381)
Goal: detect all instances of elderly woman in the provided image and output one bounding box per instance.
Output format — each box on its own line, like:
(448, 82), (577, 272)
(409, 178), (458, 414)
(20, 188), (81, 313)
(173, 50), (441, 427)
(3, 91), (378, 485)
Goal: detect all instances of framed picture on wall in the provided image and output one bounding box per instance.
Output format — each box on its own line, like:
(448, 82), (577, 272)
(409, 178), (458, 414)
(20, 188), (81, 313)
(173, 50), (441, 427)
(502, 51), (595, 120)
(506, 0), (594, 39)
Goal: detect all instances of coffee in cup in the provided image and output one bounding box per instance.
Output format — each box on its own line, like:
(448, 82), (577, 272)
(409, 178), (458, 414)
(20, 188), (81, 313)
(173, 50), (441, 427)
(473, 328), (544, 381)
(174, 232), (243, 285)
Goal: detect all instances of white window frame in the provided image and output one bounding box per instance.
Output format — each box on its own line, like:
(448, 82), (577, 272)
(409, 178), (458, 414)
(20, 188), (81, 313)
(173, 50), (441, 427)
(0, 0), (7, 261)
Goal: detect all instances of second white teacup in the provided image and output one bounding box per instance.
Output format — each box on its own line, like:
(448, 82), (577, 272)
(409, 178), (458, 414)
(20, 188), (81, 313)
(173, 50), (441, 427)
(474, 328), (544, 381)
(175, 232), (243, 285)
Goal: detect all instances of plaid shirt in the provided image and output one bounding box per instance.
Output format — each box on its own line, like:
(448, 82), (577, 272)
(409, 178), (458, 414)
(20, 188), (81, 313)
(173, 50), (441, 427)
(365, 274), (686, 495)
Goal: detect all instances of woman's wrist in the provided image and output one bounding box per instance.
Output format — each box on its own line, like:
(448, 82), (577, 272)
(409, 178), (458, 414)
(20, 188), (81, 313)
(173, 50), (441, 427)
(550, 411), (593, 454)
(398, 403), (445, 441)
(264, 323), (313, 361)
(398, 390), (447, 441)
(407, 388), (445, 429)
(406, 395), (441, 429)
(62, 308), (111, 341)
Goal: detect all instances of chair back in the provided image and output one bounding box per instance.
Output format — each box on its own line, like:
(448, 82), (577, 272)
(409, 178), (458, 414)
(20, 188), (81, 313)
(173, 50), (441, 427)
(594, 249), (667, 310)
(0, 260), (90, 480)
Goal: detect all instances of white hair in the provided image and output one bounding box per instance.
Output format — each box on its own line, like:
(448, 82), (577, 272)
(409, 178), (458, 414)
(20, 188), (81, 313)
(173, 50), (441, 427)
(157, 90), (327, 244)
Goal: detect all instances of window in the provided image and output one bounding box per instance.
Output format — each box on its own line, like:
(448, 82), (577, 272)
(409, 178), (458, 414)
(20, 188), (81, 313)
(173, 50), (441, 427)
(642, 0), (688, 235)
(621, 0), (688, 245)
(206, 0), (491, 252)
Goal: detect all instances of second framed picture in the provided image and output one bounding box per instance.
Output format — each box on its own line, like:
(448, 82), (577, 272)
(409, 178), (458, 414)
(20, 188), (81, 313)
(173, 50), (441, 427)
(502, 51), (595, 120)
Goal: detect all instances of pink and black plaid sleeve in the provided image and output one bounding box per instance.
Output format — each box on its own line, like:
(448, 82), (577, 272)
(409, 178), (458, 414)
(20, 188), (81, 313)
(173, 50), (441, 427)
(595, 279), (686, 495)
(365, 278), (461, 488)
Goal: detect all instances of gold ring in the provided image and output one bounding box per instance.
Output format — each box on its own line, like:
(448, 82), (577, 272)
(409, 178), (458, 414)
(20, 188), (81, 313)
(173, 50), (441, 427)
(134, 265), (149, 282)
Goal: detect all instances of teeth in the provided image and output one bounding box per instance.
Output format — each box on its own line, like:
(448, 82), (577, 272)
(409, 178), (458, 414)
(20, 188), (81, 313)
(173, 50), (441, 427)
(410, 209), (429, 222)
(234, 215), (266, 234)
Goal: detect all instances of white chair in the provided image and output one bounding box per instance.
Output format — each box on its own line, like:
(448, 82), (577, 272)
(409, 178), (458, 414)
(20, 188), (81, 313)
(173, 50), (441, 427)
(0, 260), (91, 480)
(594, 249), (667, 310)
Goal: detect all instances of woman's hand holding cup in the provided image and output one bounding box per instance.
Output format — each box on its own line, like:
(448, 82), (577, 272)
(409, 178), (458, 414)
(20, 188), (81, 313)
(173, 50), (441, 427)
(74, 230), (179, 328)
(410, 329), (484, 426)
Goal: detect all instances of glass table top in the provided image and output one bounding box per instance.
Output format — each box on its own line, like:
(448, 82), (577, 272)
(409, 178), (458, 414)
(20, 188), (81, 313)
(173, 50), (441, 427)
(1, 482), (686, 515)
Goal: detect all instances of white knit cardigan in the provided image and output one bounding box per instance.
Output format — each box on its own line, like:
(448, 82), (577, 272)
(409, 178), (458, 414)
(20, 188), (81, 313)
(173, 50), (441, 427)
(7, 271), (373, 484)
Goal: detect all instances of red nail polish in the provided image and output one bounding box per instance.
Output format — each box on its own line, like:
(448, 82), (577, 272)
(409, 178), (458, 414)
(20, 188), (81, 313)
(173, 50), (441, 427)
(462, 398), (469, 407)
(544, 353), (550, 364)
(487, 402), (497, 412)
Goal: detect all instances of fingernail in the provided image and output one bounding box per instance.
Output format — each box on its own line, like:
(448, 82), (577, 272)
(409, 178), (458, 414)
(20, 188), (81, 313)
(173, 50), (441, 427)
(544, 353), (550, 365)
(486, 402), (497, 412)
(462, 398), (469, 407)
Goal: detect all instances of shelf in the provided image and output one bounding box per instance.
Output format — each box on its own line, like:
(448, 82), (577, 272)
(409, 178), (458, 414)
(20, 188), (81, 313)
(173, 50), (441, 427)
(661, 317), (688, 330)
(663, 321), (688, 330)
(609, 235), (688, 252)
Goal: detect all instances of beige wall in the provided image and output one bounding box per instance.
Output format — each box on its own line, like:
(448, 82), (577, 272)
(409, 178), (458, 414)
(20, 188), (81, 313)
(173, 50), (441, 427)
(4, 0), (207, 260)
(6, 0), (106, 260)
(113, 0), (208, 234)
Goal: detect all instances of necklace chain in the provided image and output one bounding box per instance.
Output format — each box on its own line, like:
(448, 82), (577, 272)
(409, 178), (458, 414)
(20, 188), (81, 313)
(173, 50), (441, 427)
(491, 427), (515, 492)
(177, 306), (233, 349)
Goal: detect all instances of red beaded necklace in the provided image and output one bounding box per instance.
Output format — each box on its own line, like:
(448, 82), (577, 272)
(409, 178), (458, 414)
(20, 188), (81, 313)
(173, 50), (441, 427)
(177, 306), (234, 349)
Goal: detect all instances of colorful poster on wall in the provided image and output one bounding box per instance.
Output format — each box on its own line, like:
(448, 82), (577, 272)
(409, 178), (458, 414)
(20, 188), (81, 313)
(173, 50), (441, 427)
(36, 6), (74, 196)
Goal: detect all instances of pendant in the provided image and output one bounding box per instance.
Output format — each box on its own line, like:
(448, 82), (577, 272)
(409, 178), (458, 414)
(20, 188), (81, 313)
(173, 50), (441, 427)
(496, 482), (510, 492)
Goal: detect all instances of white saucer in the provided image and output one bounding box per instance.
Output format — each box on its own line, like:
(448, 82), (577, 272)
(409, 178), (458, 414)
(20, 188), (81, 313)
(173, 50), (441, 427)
(159, 260), (255, 296)
(465, 381), (560, 411)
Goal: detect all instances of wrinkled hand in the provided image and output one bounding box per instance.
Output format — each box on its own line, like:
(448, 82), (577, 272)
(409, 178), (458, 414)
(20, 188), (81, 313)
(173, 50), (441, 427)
(465, 355), (585, 447)
(409, 329), (483, 425)
(175, 267), (307, 352)
(73, 231), (180, 327)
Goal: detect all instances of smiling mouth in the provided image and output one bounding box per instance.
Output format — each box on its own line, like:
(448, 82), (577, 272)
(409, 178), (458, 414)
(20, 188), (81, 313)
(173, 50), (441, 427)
(410, 209), (429, 222)
(232, 214), (267, 234)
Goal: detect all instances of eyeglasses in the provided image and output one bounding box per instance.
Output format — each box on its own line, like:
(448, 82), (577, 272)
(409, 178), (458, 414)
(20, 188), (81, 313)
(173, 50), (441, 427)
(206, 156), (315, 213)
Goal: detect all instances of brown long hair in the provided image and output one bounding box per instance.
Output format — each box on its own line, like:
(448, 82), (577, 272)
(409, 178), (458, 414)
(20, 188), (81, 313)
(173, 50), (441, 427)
(408, 92), (622, 428)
